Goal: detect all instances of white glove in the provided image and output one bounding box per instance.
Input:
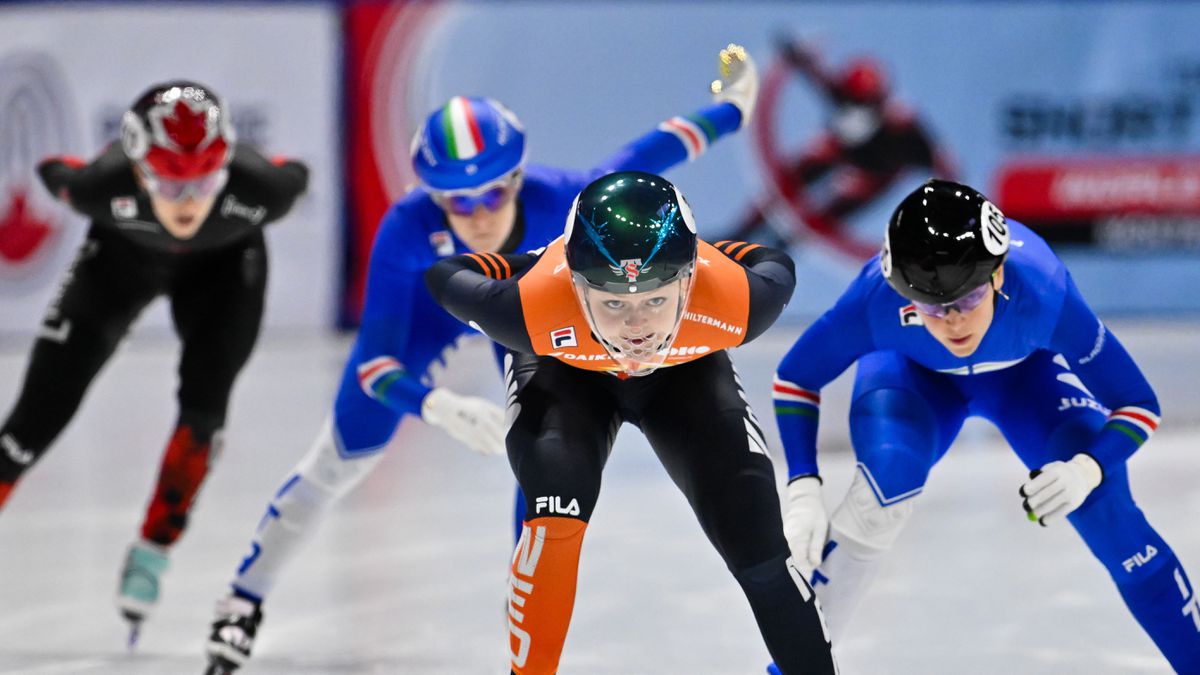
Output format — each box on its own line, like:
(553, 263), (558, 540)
(1020, 453), (1102, 526)
(710, 43), (759, 124)
(783, 475), (829, 578)
(420, 388), (506, 457)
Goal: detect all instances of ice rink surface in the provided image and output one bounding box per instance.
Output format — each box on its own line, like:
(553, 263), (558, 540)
(0, 319), (1196, 674)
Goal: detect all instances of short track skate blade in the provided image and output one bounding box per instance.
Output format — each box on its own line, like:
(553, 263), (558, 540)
(125, 622), (140, 650)
(121, 609), (145, 650)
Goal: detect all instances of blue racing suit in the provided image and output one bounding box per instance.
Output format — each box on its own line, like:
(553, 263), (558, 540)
(773, 221), (1199, 670)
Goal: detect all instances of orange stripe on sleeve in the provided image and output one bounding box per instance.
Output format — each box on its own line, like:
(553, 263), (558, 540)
(486, 252), (512, 279)
(733, 243), (762, 261)
(723, 241), (748, 257)
(466, 253), (498, 278)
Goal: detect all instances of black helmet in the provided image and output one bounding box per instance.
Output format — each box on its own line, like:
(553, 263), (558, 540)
(882, 179), (1010, 305)
(564, 171), (698, 294)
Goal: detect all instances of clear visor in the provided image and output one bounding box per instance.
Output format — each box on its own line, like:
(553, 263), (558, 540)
(572, 274), (694, 377)
(142, 166), (229, 202)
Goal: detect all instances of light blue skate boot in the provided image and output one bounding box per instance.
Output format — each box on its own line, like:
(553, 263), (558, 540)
(116, 539), (169, 647)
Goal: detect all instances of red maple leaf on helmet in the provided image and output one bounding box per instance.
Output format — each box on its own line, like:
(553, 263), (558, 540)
(161, 99), (210, 151)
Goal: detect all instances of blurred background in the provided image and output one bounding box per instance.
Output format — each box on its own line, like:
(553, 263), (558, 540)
(1, 2), (1198, 673)
(4, 1), (1200, 341)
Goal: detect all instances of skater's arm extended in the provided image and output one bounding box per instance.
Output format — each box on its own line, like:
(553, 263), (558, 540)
(36, 154), (87, 203)
(774, 265), (877, 479)
(351, 205), (468, 416)
(352, 263), (435, 415)
(710, 240), (797, 343)
(425, 251), (538, 354)
(1050, 274), (1160, 473)
(590, 44), (756, 177)
(226, 144), (309, 225)
(36, 144), (129, 217)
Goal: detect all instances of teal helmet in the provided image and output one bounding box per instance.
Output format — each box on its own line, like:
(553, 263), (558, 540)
(564, 171), (698, 294)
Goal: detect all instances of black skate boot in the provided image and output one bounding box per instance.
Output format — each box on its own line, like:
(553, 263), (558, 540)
(204, 594), (262, 674)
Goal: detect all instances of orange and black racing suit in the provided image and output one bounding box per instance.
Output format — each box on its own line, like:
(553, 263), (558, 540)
(426, 238), (837, 675)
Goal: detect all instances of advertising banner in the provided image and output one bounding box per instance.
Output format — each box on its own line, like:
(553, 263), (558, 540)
(343, 1), (1200, 319)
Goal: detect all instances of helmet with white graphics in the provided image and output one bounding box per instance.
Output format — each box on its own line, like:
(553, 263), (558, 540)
(565, 171), (698, 294)
(882, 179), (1009, 307)
(564, 171), (699, 375)
(410, 96), (526, 192)
(121, 80), (235, 200)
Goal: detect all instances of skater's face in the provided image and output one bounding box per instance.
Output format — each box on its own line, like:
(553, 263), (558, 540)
(579, 278), (690, 362)
(919, 265), (1005, 358)
(437, 170), (523, 253)
(135, 166), (221, 240)
(444, 197), (517, 253)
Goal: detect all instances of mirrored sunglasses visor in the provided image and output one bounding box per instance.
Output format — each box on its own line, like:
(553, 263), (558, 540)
(912, 281), (992, 318)
(144, 169), (228, 202)
(436, 184), (512, 216)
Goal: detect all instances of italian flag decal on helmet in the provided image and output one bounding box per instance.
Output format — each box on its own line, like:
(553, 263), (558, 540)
(441, 96), (486, 160)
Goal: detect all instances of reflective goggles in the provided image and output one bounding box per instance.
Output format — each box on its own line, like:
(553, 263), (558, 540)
(142, 167), (229, 202)
(429, 170), (522, 216)
(911, 280), (993, 318)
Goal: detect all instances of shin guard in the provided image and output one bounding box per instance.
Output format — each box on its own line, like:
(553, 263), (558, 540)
(141, 424), (221, 546)
(736, 554), (837, 675)
(1119, 561), (1200, 672)
(812, 467), (916, 642)
(508, 517), (587, 675)
(231, 419), (383, 600)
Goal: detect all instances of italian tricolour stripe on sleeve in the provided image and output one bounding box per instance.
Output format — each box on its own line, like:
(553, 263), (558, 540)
(657, 114), (716, 161)
(357, 356), (406, 403)
(773, 376), (820, 419)
(1105, 406), (1160, 446)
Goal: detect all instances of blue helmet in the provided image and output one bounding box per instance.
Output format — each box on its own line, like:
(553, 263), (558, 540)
(410, 96), (527, 191)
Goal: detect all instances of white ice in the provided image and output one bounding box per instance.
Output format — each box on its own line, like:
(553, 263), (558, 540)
(0, 320), (1196, 674)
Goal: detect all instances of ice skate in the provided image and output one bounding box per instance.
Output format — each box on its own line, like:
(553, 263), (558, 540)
(116, 540), (169, 647)
(205, 594), (263, 674)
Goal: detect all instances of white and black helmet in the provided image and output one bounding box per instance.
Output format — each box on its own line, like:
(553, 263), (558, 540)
(881, 179), (1009, 305)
